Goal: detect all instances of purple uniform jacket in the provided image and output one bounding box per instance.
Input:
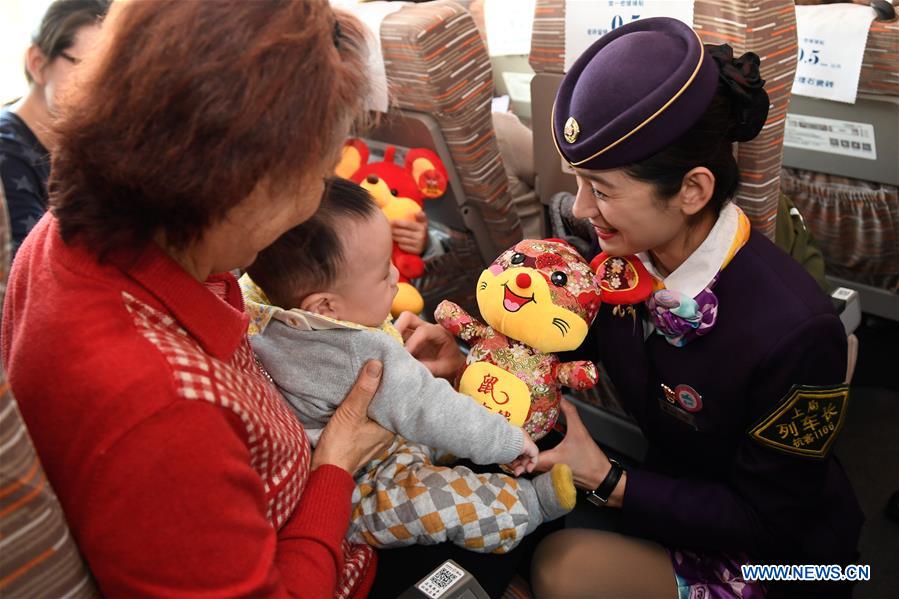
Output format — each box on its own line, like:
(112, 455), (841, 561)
(592, 231), (863, 565)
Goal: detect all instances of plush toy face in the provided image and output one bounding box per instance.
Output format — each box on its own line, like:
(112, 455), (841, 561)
(358, 169), (422, 222)
(476, 239), (601, 353)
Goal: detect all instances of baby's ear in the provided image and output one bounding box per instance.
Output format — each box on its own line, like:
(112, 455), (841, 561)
(300, 292), (339, 319)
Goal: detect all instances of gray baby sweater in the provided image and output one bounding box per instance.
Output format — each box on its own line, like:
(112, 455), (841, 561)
(250, 319), (524, 465)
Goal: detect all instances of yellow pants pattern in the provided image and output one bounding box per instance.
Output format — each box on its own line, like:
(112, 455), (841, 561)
(348, 438), (533, 554)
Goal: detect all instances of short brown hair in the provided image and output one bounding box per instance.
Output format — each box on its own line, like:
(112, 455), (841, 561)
(247, 177), (377, 309)
(51, 0), (370, 259)
(25, 0), (111, 84)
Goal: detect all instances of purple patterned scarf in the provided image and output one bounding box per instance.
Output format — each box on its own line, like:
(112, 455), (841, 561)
(646, 276), (720, 347)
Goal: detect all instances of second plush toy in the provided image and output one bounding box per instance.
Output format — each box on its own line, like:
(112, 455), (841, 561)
(337, 138), (448, 317)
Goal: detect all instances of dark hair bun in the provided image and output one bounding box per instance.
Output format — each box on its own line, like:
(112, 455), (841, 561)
(706, 44), (770, 142)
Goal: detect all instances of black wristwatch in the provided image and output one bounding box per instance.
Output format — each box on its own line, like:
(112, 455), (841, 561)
(585, 459), (624, 507)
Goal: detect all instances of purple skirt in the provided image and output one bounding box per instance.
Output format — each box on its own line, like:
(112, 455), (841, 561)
(668, 549), (767, 599)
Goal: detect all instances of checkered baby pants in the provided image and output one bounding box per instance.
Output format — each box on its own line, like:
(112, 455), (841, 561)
(347, 438), (535, 553)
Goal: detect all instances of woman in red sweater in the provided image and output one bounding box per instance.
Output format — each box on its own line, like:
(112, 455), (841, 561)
(1, 2), (392, 597)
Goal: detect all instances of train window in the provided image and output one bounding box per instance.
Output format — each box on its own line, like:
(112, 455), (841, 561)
(0, 0), (55, 103)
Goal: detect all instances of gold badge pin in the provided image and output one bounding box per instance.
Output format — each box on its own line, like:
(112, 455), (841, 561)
(564, 117), (580, 143)
(661, 384), (677, 404)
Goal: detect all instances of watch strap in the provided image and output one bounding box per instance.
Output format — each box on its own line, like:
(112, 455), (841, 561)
(586, 459), (623, 506)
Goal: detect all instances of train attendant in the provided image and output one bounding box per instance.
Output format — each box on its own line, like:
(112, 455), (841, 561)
(526, 16), (864, 599)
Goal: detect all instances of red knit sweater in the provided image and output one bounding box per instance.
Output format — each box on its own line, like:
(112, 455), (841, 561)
(2, 215), (375, 598)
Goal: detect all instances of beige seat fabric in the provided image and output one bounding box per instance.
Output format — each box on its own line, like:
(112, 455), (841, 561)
(0, 184), (97, 596)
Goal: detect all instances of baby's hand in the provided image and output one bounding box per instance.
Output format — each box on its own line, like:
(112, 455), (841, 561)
(507, 430), (538, 476)
(392, 211), (429, 255)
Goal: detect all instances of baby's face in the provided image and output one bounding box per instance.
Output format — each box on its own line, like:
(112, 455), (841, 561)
(331, 211), (399, 327)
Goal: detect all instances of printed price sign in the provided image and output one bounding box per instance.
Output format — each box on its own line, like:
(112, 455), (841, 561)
(564, 0), (694, 72)
(792, 4), (876, 104)
(784, 113), (877, 161)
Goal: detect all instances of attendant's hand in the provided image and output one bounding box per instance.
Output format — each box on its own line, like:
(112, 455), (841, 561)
(392, 211), (429, 255)
(535, 401), (618, 495)
(312, 360), (394, 475)
(395, 311), (466, 380)
(507, 431), (539, 476)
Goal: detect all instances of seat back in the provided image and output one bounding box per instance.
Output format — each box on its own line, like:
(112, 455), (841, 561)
(0, 183), (97, 596)
(379, 0), (523, 258)
(528, 0), (800, 240)
(360, 0), (525, 316)
(781, 1), (899, 304)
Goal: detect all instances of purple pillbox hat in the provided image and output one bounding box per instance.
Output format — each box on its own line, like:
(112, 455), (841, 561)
(553, 17), (720, 170)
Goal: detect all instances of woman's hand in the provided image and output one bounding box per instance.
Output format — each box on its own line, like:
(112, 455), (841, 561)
(535, 400), (626, 507)
(392, 211), (429, 255)
(312, 360), (394, 475)
(395, 311), (466, 380)
(507, 431), (539, 476)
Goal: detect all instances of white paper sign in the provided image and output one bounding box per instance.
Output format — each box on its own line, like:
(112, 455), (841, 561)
(485, 0), (536, 56)
(792, 4), (875, 105)
(564, 0), (694, 72)
(784, 113), (877, 161)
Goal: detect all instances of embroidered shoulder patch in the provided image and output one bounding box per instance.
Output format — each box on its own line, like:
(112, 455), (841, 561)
(748, 384), (849, 459)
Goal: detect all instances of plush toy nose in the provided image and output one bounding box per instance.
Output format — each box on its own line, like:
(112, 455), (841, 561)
(366, 174), (379, 184)
(516, 273), (531, 289)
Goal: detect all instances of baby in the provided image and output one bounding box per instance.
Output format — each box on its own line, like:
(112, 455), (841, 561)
(241, 177), (575, 553)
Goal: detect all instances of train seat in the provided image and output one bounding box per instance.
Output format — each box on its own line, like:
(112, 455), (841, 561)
(0, 182), (97, 597)
(782, 1), (899, 319)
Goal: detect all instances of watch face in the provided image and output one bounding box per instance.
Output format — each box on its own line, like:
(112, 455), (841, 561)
(585, 491), (607, 507)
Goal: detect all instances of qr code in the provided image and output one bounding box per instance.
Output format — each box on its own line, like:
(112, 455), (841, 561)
(417, 561), (464, 598)
(431, 567), (457, 588)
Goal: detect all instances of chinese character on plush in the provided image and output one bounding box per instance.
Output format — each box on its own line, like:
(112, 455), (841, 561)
(478, 374), (499, 395)
(477, 374), (510, 405)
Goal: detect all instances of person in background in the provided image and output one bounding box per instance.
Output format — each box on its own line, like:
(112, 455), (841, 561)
(492, 109), (544, 238)
(0, 0), (110, 256)
(2, 1), (393, 596)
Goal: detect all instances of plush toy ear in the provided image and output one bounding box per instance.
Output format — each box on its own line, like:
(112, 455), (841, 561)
(335, 138), (370, 179)
(405, 148), (448, 199)
(591, 252), (655, 305)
